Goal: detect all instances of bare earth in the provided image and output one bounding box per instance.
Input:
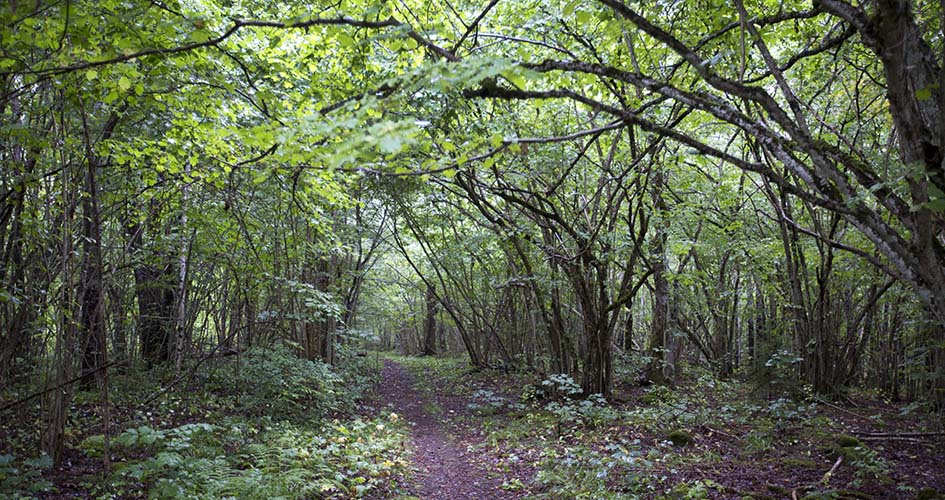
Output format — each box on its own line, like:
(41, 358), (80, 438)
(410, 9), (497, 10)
(375, 359), (522, 500)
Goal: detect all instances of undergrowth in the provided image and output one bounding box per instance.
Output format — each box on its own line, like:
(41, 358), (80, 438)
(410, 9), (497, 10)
(394, 354), (944, 500)
(1, 344), (410, 499)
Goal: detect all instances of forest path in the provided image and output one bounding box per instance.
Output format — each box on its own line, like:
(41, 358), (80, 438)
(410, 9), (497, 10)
(376, 359), (520, 500)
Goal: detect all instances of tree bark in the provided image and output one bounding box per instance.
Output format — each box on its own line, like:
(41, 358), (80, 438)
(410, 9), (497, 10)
(645, 168), (670, 384)
(422, 284), (438, 355)
(78, 158), (105, 387)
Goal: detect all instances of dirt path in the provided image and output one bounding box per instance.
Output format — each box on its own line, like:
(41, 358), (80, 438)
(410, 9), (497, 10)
(375, 359), (521, 500)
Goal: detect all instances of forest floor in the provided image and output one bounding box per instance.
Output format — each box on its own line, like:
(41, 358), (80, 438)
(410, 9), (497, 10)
(370, 359), (532, 499)
(3, 351), (944, 499)
(376, 353), (945, 500)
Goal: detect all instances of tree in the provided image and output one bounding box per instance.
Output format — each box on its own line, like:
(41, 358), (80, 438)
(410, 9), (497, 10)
(460, 0), (943, 398)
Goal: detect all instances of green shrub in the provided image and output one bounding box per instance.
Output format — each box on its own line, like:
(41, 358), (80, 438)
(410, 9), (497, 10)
(204, 345), (348, 421)
(74, 344), (409, 499)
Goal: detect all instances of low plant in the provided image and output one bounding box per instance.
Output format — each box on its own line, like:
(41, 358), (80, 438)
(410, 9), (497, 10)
(0, 453), (53, 498)
(81, 414), (410, 499)
(467, 389), (523, 415)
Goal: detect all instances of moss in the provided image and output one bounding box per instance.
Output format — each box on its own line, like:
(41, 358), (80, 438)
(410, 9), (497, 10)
(765, 484), (790, 495)
(802, 491), (873, 500)
(916, 488), (943, 500)
(639, 392), (661, 405)
(835, 434), (862, 448)
(782, 457), (820, 469)
(798, 417), (836, 442)
(667, 429), (694, 447)
(827, 434), (865, 460)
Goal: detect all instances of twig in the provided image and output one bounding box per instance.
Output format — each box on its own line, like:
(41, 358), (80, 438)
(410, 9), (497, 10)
(854, 431), (945, 438)
(700, 423), (738, 439)
(809, 395), (873, 421)
(3, 17), (403, 77)
(0, 360), (122, 413)
(139, 321), (264, 406)
(822, 455), (843, 484)
(859, 436), (926, 443)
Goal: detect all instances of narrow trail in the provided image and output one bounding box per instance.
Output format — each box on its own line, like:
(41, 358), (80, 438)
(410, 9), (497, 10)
(376, 359), (520, 500)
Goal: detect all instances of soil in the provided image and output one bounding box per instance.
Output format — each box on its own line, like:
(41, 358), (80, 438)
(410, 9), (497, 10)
(373, 359), (527, 499)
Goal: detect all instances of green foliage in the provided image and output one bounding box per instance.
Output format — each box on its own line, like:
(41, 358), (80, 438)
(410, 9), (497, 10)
(847, 445), (892, 488)
(827, 439), (892, 488)
(203, 345), (349, 421)
(0, 454), (53, 498)
(669, 480), (724, 499)
(614, 351), (654, 385)
(85, 416), (408, 499)
(533, 443), (643, 499)
(539, 373), (583, 400)
(639, 385), (674, 405)
(66, 344), (406, 499)
(3, 0), (944, 496)
(754, 350), (805, 396)
(916, 487), (943, 500)
(766, 397), (817, 427)
(467, 389), (523, 415)
(743, 427), (775, 455)
(545, 393), (617, 432)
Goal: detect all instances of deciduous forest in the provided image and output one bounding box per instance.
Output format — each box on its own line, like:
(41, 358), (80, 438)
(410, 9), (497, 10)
(1, 0), (944, 498)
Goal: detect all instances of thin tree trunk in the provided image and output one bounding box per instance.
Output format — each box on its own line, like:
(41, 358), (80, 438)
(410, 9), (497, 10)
(422, 284), (438, 355)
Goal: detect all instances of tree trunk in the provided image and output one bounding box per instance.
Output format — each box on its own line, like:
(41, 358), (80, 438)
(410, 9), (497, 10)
(646, 254), (670, 385)
(645, 168), (670, 384)
(422, 285), (438, 355)
(174, 166), (192, 372)
(78, 172), (105, 387)
(78, 109), (107, 387)
(44, 160), (77, 465)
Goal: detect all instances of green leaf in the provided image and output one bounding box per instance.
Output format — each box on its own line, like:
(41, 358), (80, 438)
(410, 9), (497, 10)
(118, 76), (131, 91)
(337, 33), (355, 48)
(915, 87), (932, 101)
(924, 198), (945, 212)
(378, 134), (403, 154)
(85, 69), (98, 81)
(502, 69), (526, 89)
(563, 0), (581, 17)
(190, 29), (212, 43)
